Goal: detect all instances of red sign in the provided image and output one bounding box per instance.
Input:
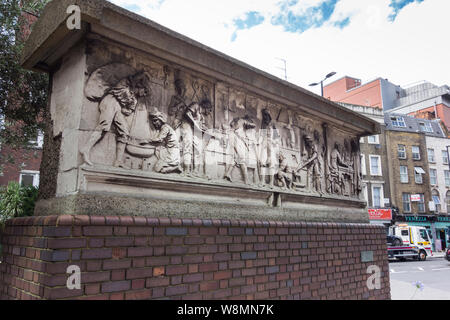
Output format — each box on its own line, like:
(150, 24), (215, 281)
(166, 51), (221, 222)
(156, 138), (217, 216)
(368, 208), (392, 220)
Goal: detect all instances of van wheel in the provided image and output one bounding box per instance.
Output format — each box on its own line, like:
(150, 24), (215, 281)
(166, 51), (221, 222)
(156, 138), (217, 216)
(418, 250), (427, 261)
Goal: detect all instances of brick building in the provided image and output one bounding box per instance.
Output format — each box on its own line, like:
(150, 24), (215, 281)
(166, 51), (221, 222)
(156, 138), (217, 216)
(338, 103), (392, 228)
(0, 9), (43, 188)
(324, 76), (450, 134)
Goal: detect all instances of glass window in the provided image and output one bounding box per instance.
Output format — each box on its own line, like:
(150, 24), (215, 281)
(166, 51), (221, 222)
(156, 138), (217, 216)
(412, 146), (421, 160)
(27, 130), (44, 149)
(443, 150), (449, 164)
(19, 171), (39, 188)
(445, 171), (450, 187)
(428, 149), (435, 163)
(369, 156), (381, 176)
(419, 122), (433, 133)
(414, 167), (425, 184)
(432, 190), (441, 213)
(446, 191), (450, 214)
(400, 166), (408, 183)
(367, 135), (379, 144)
(372, 186), (382, 208)
(417, 194), (425, 213)
(398, 145), (406, 159)
(430, 169), (437, 185)
(420, 229), (430, 241)
(391, 116), (406, 127)
(402, 193), (411, 213)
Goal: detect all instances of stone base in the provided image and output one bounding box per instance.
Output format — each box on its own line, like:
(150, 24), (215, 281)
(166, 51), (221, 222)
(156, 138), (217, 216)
(0, 215), (390, 300)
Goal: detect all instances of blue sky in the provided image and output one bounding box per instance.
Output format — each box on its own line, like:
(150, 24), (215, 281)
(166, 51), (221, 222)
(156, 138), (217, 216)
(109, 0), (449, 93)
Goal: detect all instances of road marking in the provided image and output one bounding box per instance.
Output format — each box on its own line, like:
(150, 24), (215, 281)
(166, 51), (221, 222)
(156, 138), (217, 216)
(418, 267), (424, 271)
(431, 268), (450, 271)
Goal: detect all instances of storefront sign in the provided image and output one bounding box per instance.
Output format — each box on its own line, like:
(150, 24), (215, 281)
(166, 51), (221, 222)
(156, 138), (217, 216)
(405, 215), (428, 222)
(368, 208), (392, 220)
(437, 216), (450, 223)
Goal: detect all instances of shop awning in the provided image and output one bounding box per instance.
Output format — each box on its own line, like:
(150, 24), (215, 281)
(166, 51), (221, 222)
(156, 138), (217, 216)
(415, 167), (426, 174)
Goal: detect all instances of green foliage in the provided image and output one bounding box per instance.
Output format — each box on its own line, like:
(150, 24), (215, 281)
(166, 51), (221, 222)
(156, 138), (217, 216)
(0, 0), (50, 149)
(0, 181), (38, 226)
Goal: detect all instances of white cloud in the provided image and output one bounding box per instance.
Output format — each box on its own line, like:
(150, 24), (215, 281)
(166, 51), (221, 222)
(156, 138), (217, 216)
(108, 0), (450, 95)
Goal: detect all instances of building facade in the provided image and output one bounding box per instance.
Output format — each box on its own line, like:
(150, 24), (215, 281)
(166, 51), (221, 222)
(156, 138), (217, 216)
(385, 113), (450, 250)
(339, 103), (392, 228)
(324, 76), (450, 135)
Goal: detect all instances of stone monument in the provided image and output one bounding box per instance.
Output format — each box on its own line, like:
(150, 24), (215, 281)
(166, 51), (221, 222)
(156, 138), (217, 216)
(0, 0), (390, 300)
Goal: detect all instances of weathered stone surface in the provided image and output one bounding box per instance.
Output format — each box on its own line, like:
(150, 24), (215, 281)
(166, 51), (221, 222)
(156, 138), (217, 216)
(23, 0), (379, 222)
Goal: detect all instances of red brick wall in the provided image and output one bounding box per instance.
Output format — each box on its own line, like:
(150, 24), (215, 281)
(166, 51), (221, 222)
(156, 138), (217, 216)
(409, 104), (450, 133)
(0, 145), (42, 186)
(324, 78), (383, 109)
(0, 215), (391, 300)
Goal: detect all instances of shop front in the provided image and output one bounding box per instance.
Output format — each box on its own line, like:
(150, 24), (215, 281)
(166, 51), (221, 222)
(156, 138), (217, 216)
(434, 216), (450, 252)
(368, 208), (393, 233)
(394, 214), (450, 252)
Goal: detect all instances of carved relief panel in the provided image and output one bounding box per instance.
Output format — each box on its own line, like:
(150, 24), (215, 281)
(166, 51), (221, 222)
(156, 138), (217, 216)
(79, 39), (362, 200)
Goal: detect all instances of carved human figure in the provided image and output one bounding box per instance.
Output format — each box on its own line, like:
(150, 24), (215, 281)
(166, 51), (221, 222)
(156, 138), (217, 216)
(81, 72), (151, 168)
(297, 134), (323, 194)
(351, 138), (362, 196)
(275, 152), (293, 189)
(180, 102), (207, 176)
(258, 109), (280, 187)
(328, 142), (348, 194)
(168, 78), (192, 130)
(142, 110), (181, 174)
(224, 115), (257, 185)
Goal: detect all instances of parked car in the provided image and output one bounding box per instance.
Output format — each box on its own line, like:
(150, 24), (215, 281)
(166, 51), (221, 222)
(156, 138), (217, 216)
(446, 249), (450, 262)
(387, 235), (403, 246)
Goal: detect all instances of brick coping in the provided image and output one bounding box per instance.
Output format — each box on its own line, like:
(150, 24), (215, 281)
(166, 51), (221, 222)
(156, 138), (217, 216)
(4, 215), (383, 229)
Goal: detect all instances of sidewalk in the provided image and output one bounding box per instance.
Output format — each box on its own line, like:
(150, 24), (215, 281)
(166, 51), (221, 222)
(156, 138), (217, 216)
(391, 279), (450, 300)
(430, 251), (446, 259)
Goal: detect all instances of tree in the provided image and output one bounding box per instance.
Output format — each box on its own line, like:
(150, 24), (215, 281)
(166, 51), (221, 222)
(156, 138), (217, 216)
(0, 0), (50, 150)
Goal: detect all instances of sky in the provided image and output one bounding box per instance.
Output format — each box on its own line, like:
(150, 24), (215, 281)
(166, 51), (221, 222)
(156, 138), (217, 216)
(108, 0), (450, 95)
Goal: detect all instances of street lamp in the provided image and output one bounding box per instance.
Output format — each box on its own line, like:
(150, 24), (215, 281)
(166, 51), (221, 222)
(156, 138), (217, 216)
(309, 72), (337, 97)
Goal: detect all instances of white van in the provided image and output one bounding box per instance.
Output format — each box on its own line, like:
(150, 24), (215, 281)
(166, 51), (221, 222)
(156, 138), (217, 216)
(388, 224), (433, 261)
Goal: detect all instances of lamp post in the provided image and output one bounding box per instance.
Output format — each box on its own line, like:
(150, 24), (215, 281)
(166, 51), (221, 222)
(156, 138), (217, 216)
(309, 72), (337, 97)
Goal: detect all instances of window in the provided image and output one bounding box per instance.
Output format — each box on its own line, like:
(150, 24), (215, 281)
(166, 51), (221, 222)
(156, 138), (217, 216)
(400, 166), (408, 183)
(414, 167), (425, 184)
(412, 146), (421, 160)
(367, 135), (379, 144)
(360, 154), (366, 176)
(369, 155), (381, 176)
(417, 194), (425, 213)
(430, 169), (437, 185)
(420, 229), (430, 241)
(427, 149), (435, 163)
(419, 122), (433, 133)
(445, 171), (450, 187)
(446, 191), (450, 214)
(402, 193), (411, 213)
(398, 145), (406, 159)
(432, 190), (441, 213)
(19, 171), (40, 187)
(391, 116), (406, 128)
(443, 150), (449, 164)
(372, 185), (383, 208)
(28, 130), (44, 149)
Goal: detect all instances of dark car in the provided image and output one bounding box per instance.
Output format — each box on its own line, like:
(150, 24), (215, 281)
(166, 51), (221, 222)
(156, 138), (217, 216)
(387, 235), (403, 246)
(446, 249), (450, 262)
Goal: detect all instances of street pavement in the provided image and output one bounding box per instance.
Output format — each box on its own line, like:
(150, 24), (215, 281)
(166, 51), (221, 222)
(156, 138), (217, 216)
(389, 252), (450, 300)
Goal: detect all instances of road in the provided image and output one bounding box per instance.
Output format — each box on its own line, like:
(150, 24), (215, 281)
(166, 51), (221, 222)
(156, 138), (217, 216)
(389, 254), (450, 300)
